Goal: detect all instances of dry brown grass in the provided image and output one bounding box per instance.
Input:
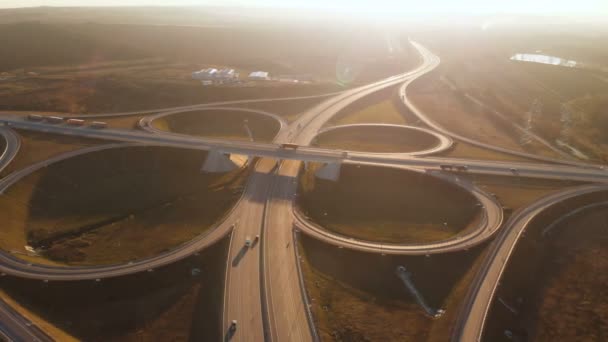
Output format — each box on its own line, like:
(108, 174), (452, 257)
(0, 146), (247, 265)
(312, 125), (437, 153)
(0, 130), (104, 178)
(297, 163), (480, 244)
(0, 236), (229, 341)
(298, 234), (486, 341)
(158, 109), (281, 143)
(483, 190), (608, 341)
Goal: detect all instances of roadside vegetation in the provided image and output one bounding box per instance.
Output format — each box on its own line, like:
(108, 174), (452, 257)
(298, 234), (486, 341)
(0, 236), (228, 341)
(0, 146), (248, 265)
(297, 164), (481, 244)
(153, 109), (281, 143)
(312, 125), (438, 153)
(483, 190), (608, 341)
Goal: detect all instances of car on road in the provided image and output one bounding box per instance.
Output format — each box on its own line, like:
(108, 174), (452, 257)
(67, 118), (85, 126)
(230, 320), (237, 331)
(510, 167), (517, 174)
(90, 121), (108, 129)
(46, 116), (64, 124)
(245, 237), (252, 247)
(27, 114), (43, 121)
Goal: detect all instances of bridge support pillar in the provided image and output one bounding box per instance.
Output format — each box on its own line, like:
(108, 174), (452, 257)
(315, 162), (341, 182)
(201, 150), (238, 173)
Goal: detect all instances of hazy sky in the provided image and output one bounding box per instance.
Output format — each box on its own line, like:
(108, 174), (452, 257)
(0, 0), (606, 16)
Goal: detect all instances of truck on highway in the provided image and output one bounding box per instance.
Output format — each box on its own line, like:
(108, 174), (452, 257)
(27, 114), (44, 121)
(90, 121), (108, 129)
(66, 118), (85, 126)
(281, 143), (299, 149)
(46, 116), (64, 124)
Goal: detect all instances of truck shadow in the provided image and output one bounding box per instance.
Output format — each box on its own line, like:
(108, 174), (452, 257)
(231, 245), (249, 267)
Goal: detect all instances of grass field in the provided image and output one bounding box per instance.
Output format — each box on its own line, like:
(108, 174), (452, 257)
(312, 125), (438, 153)
(416, 29), (608, 163)
(0, 20), (419, 114)
(298, 234), (486, 341)
(329, 86), (412, 126)
(439, 142), (545, 163)
(470, 175), (583, 218)
(155, 109), (281, 143)
(0, 146), (247, 265)
(0, 236), (228, 341)
(0, 130), (105, 178)
(297, 164), (480, 244)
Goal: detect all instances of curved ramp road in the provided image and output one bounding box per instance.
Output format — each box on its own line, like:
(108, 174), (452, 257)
(452, 184), (608, 342)
(0, 127), (20, 174)
(292, 166), (503, 255)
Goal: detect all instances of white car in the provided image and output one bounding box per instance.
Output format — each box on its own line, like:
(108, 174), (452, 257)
(245, 238), (252, 247)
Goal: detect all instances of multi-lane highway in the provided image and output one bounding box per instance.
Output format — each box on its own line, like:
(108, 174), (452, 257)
(0, 38), (607, 342)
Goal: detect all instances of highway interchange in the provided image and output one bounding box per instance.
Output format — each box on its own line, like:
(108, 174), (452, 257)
(0, 41), (607, 341)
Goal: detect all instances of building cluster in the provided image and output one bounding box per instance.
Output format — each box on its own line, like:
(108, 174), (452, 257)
(192, 68), (239, 85)
(192, 67), (313, 87)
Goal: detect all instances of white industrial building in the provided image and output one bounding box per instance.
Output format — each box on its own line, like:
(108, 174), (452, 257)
(248, 71), (270, 81)
(192, 68), (239, 84)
